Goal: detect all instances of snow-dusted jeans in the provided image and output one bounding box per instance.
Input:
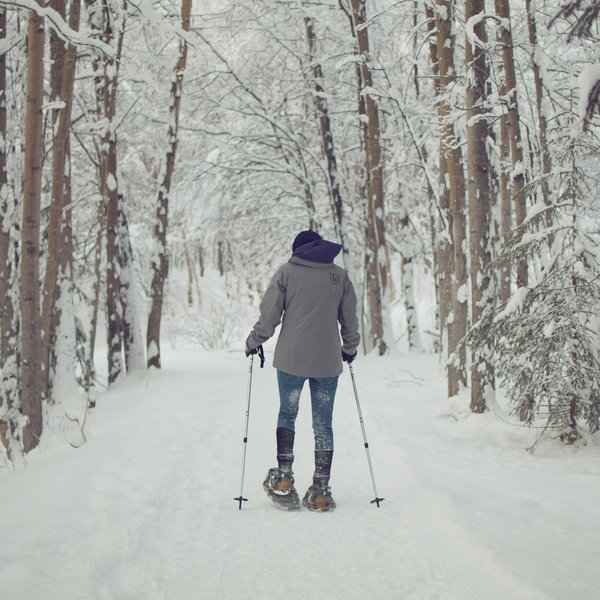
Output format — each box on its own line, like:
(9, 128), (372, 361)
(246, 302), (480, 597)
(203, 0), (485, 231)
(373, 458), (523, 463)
(276, 370), (339, 450)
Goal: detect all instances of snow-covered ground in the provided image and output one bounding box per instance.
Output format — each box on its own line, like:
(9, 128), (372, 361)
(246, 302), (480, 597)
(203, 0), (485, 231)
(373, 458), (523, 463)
(2, 346), (599, 600)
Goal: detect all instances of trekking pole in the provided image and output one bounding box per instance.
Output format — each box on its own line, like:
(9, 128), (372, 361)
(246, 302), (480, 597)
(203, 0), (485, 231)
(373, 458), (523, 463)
(234, 347), (265, 510)
(349, 363), (384, 507)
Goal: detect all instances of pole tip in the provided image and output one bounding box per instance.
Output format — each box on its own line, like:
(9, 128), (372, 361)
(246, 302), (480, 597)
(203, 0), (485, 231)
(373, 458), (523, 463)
(234, 496), (248, 510)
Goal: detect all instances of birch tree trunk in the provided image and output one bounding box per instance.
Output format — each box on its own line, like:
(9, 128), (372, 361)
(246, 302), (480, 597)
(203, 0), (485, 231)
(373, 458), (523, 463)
(21, 6), (45, 451)
(0, 8), (16, 456)
(147, 0), (192, 368)
(465, 0), (495, 413)
(86, 208), (103, 408)
(349, 0), (388, 355)
(399, 207), (422, 351)
(119, 202), (145, 371)
(0, 6), (7, 448)
(495, 0), (528, 287)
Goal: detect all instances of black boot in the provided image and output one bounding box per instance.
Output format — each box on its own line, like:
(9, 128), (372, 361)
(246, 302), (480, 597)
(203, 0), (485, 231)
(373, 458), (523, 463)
(262, 428), (300, 510)
(303, 450), (336, 512)
(313, 449), (333, 487)
(276, 427), (295, 472)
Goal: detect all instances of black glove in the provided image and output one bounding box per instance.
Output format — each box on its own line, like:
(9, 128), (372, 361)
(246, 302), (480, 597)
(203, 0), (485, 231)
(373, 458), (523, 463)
(342, 350), (357, 364)
(246, 344), (265, 368)
(245, 344), (261, 357)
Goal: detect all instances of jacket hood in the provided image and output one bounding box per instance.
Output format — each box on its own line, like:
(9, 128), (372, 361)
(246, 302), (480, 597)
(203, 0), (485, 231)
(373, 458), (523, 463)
(291, 239), (342, 264)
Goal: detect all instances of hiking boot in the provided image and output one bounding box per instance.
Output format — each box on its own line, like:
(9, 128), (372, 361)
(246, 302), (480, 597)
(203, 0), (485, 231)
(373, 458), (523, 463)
(302, 483), (336, 512)
(263, 468), (300, 510)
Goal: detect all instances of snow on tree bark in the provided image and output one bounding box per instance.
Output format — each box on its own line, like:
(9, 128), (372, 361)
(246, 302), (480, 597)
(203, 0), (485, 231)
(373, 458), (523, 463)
(525, 0), (553, 219)
(399, 207), (422, 351)
(42, 0), (80, 402)
(100, 0), (125, 385)
(348, 0), (388, 355)
(20, 6), (45, 451)
(425, 2), (452, 360)
(118, 200), (145, 372)
(465, 0), (495, 413)
(303, 15), (351, 271)
(146, 0), (192, 369)
(0, 8), (18, 458)
(49, 0), (66, 128)
(494, 0), (528, 288)
(498, 106), (512, 304)
(84, 208), (103, 408)
(429, 0), (468, 395)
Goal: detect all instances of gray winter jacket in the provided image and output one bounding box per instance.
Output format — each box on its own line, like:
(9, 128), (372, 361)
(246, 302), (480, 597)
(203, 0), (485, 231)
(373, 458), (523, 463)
(246, 252), (360, 378)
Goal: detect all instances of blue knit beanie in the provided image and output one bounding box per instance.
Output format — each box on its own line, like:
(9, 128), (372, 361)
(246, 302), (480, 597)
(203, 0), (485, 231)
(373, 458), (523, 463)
(292, 230), (322, 251)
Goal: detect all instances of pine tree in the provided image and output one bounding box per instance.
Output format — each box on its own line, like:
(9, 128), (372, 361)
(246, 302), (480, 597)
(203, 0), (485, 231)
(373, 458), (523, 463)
(477, 133), (600, 445)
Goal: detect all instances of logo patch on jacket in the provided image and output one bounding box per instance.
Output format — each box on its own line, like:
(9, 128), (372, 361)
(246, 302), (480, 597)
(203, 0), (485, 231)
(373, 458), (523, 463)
(330, 273), (340, 285)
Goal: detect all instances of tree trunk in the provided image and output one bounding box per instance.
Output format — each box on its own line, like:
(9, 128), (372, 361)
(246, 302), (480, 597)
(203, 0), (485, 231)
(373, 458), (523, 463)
(119, 201), (145, 371)
(465, 0), (495, 413)
(495, 0), (528, 287)
(425, 3), (452, 359)
(100, 2), (126, 385)
(0, 8), (17, 456)
(525, 0), (552, 224)
(182, 231), (201, 307)
(399, 207), (422, 351)
(429, 0), (468, 395)
(21, 7), (45, 452)
(147, 0), (192, 368)
(498, 101), (512, 304)
(104, 99), (122, 384)
(41, 0), (80, 401)
(86, 209), (103, 408)
(49, 0), (66, 127)
(0, 5), (7, 450)
(303, 15), (351, 269)
(349, 0), (388, 355)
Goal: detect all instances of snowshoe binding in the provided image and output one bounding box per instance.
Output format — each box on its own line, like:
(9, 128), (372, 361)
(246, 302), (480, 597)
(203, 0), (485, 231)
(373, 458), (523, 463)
(263, 468), (300, 511)
(302, 484), (336, 512)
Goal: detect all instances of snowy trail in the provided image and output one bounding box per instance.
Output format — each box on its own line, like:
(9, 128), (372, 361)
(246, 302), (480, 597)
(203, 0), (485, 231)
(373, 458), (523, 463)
(2, 348), (599, 599)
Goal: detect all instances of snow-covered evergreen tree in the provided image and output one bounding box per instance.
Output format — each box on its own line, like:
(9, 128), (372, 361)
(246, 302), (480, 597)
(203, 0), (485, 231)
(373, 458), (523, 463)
(477, 132), (600, 444)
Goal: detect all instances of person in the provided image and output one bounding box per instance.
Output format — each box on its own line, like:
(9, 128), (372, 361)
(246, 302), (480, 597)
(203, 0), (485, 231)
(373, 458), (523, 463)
(245, 230), (360, 511)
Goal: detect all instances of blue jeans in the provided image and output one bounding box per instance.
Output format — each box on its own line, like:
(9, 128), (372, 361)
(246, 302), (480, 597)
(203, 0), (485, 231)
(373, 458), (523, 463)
(277, 370), (339, 450)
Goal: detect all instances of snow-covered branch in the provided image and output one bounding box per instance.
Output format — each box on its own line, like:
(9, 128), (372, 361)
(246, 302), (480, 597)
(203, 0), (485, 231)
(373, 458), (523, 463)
(578, 64), (600, 131)
(0, 0), (114, 57)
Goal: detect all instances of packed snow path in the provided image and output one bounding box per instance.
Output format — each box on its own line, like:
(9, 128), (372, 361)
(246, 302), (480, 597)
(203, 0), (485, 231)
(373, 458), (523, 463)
(2, 349), (600, 599)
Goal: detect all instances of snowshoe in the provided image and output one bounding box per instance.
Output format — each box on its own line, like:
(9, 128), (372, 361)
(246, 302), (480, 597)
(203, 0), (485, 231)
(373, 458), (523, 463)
(302, 484), (336, 512)
(262, 468), (300, 511)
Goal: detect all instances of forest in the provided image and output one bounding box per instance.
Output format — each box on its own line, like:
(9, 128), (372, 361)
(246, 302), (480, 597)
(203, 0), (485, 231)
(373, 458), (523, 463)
(1, 0), (599, 462)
